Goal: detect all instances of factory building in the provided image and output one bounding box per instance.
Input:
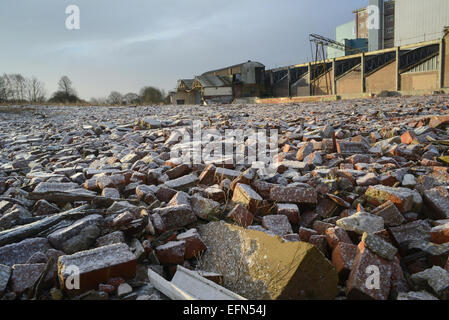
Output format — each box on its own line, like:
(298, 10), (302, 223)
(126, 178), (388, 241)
(394, 0), (449, 47)
(172, 1), (449, 104)
(172, 61), (265, 105)
(353, 0), (395, 51)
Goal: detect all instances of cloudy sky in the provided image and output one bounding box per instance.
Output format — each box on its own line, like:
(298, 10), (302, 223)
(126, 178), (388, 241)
(0, 0), (365, 100)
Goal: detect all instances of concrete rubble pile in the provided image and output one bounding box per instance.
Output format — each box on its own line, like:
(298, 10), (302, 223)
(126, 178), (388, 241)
(0, 95), (448, 300)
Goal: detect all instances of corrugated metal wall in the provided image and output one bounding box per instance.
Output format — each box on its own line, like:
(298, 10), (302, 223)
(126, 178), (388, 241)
(395, 0), (449, 47)
(404, 55), (439, 74)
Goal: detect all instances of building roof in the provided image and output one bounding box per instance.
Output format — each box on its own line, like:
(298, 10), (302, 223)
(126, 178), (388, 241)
(352, 7), (367, 13)
(194, 75), (232, 88)
(202, 60), (265, 76)
(177, 79), (194, 90)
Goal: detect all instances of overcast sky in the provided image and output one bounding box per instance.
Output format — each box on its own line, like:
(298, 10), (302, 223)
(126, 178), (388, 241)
(0, 0), (365, 100)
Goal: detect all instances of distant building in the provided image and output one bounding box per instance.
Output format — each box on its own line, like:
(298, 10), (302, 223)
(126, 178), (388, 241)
(394, 0), (449, 47)
(172, 61), (265, 105)
(202, 60), (266, 98)
(354, 7), (369, 40)
(353, 0), (395, 51)
(192, 75), (233, 105)
(328, 20), (368, 58)
(171, 79), (199, 105)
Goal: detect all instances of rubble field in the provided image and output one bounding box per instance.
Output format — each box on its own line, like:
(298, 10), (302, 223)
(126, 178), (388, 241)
(1, 95), (449, 300)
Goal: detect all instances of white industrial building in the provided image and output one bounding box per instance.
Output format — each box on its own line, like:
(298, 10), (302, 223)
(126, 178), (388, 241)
(395, 0), (449, 47)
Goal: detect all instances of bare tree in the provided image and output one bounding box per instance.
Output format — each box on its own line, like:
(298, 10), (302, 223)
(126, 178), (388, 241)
(0, 74), (27, 102)
(123, 92), (140, 105)
(0, 75), (7, 102)
(26, 77), (46, 102)
(107, 91), (123, 105)
(58, 76), (76, 96)
(49, 76), (80, 103)
(6, 74), (27, 101)
(90, 97), (108, 105)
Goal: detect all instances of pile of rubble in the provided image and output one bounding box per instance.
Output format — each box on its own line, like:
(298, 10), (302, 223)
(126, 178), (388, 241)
(0, 95), (449, 300)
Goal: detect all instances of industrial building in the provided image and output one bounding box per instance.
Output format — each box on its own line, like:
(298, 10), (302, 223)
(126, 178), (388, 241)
(267, 27), (448, 98)
(394, 0), (449, 47)
(172, 1), (449, 104)
(171, 61), (265, 105)
(327, 21), (368, 59)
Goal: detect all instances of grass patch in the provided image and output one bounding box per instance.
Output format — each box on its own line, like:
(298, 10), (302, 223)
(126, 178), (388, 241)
(0, 106), (35, 114)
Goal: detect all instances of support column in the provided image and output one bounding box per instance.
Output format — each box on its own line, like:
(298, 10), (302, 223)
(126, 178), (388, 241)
(308, 63), (312, 96)
(287, 67), (291, 98)
(332, 58), (337, 95)
(361, 53), (365, 94)
(439, 38), (444, 89)
(395, 46), (401, 91)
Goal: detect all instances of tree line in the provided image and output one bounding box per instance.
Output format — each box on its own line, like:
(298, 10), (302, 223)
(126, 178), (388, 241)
(0, 74), (168, 105)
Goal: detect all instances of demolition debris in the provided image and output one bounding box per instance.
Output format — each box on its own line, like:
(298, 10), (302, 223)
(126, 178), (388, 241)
(0, 94), (449, 300)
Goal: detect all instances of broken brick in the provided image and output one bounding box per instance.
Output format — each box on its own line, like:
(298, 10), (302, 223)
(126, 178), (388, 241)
(155, 241), (186, 265)
(227, 204), (254, 228)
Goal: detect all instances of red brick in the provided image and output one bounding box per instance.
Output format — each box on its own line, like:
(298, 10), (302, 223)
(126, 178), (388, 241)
(298, 227), (318, 242)
(58, 243), (137, 295)
(227, 204), (254, 228)
(232, 183), (262, 214)
(337, 141), (367, 155)
(325, 227), (352, 249)
(156, 187), (178, 203)
(401, 131), (418, 145)
(130, 171), (146, 183)
(269, 185), (317, 204)
(251, 180), (275, 199)
(430, 223), (449, 244)
(276, 203), (300, 224)
(166, 164), (191, 180)
(346, 243), (393, 300)
(316, 198), (338, 218)
(332, 242), (358, 281)
(429, 115), (449, 128)
(198, 164), (216, 185)
(312, 221), (335, 235)
(309, 235), (329, 256)
(135, 185), (157, 204)
(152, 205), (197, 230)
(296, 142), (314, 161)
(390, 256), (409, 295)
(155, 240), (186, 265)
(176, 229), (207, 259)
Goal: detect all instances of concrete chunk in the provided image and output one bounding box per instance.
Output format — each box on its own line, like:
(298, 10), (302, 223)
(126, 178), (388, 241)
(0, 238), (51, 267)
(47, 214), (103, 254)
(336, 212), (384, 235)
(198, 221), (338, 300)
(0, 264), (11, 294)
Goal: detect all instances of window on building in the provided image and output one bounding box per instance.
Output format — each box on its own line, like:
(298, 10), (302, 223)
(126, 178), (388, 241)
(386, 27), (394, 34)
(386, 15), (394, 23)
